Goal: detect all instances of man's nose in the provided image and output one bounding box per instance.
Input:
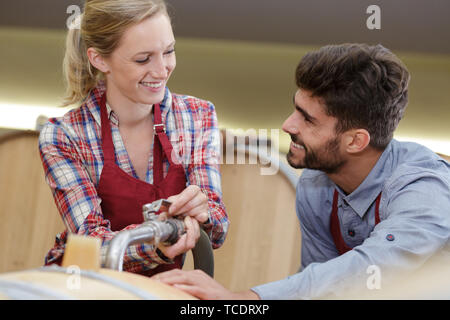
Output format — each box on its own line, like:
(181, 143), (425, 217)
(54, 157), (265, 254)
(282, 113), (297, 134)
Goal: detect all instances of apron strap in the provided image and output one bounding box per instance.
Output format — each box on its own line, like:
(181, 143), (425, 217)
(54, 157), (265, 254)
(99, 93), (115, 162)
(330, 190), (352, 255)
(153, 103), (179, 184)
(374, 193), (381, 224)
(330, 190), (382, 255)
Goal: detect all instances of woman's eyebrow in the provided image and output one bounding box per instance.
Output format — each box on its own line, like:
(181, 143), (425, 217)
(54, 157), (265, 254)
(134, 41), (176, 56)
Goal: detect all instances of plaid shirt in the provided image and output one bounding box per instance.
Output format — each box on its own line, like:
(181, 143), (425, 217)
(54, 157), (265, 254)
(39, 83), (229, 272)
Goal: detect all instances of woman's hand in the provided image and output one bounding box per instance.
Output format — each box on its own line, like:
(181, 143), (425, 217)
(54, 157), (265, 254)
(157, 185), (208, 259)
(167, 185), (209, 223)
(158, 215), (200, 259)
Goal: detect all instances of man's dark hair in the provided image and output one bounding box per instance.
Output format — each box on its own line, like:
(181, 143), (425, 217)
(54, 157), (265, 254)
(295, 43), (410, 149)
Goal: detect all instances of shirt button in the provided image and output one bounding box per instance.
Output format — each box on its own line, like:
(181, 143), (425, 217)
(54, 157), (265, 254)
(348, 229), (355, 237)
(386, 234), (395, 241)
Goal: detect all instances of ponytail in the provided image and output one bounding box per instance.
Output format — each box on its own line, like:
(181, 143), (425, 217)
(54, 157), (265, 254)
(62, 14), (100, 106)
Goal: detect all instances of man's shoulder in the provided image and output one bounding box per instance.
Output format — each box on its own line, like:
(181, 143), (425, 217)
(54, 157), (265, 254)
(390, 140), (449, 173)
(386, 139), (450, 189)
(390, 139), (441, 161)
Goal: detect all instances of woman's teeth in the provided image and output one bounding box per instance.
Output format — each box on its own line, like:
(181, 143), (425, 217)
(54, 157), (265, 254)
(140, 81), (162, 88)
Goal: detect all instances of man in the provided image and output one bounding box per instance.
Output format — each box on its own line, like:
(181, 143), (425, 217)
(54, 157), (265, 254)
(153, 43), (450, 299)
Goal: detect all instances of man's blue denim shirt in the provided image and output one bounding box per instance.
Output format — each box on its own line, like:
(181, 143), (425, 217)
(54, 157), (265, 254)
(252, 139), (450, 299)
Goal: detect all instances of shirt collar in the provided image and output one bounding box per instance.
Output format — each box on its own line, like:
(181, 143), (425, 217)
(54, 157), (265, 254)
(159, 85), (173, 120)
(335, 140), (395, 218)
(85, 81), (172, 127)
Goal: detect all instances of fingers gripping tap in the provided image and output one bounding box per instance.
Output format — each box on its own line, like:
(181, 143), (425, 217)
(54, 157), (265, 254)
(104, 199), (186, 271)
(142, 199), (186, 246)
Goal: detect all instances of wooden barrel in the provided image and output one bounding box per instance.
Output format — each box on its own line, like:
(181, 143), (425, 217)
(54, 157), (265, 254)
(217, 147), (301, 292)
(183, 130), (302, 292)
(0, 266), (196, 300)
(437, 152), (450, 162)
(0, 131), (65, 273)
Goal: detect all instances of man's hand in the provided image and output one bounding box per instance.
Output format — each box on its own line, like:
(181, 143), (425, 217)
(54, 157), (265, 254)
(152, 269), (260, 300)
(167, 185), (209, 223)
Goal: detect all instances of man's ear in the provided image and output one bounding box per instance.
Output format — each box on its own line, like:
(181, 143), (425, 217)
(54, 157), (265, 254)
(343, 129), (371, 154)
(86, 47), (110, 73)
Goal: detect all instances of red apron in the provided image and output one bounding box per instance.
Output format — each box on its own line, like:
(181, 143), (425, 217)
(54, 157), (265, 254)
(330, 190), (381, 255)
(97, 93), (187, 276)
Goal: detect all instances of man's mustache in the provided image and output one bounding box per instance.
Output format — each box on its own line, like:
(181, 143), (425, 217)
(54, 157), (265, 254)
(290, 134), (305, 148)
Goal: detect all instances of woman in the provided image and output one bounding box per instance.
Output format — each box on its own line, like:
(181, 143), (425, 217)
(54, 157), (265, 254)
(39, 0), (228, 276)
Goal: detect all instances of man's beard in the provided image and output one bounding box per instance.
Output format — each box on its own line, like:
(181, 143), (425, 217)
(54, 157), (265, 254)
(287, 135), (346, 174)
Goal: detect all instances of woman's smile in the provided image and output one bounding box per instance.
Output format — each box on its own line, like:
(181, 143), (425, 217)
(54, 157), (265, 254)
(139, 80), (164, 92)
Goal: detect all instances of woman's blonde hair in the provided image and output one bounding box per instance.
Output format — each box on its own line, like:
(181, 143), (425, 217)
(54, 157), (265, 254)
(63, 0), (168, 106)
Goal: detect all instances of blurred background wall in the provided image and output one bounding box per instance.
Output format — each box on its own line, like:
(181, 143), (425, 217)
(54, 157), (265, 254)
(0, 0), (449, 293)
(0, 0), (449, 154)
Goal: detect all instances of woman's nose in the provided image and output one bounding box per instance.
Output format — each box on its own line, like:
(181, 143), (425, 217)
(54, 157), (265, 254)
(149, 55), (168, 79)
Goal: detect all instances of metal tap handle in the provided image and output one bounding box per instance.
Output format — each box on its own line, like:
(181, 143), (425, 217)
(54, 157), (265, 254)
(164, 219), (186, 245)
(142, 199), (172, 221)
(104, 199), (188, 271)
(142, 198), (186, 245)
